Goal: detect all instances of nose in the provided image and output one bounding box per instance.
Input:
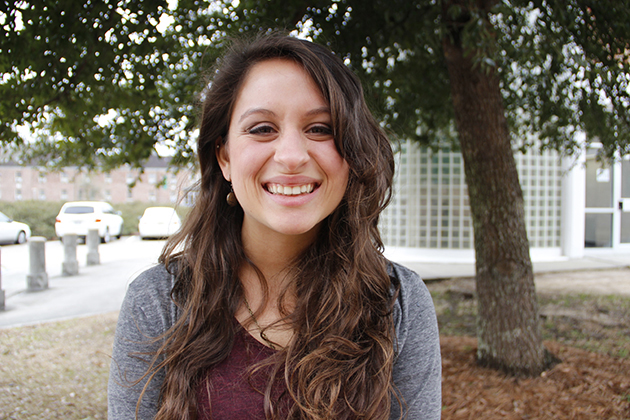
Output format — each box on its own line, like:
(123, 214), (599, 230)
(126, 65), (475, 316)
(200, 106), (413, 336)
(274, 130), (309, 171)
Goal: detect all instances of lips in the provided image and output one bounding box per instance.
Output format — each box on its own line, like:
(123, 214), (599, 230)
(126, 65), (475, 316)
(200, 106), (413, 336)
(265, 183), (317, 196)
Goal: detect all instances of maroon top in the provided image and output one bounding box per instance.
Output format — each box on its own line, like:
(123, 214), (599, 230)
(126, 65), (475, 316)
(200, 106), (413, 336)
(196, 325), (291, 419)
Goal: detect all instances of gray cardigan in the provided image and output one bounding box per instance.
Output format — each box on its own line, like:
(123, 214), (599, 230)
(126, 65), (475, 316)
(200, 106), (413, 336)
(108, 262), (441, 419)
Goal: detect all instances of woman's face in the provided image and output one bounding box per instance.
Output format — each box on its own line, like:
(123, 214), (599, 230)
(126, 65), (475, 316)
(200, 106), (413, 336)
(217, 58), (349, 246)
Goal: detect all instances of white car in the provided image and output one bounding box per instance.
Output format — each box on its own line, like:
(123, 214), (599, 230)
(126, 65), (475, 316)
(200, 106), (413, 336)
(138, 207), (181, 239)
(55, 201), (124, 243)
(0, 211), (31, 244)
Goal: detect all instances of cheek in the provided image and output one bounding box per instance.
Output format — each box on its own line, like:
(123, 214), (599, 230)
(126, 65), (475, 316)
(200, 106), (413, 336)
(229, 145), (269, 185)
(326, 148), (350, 185)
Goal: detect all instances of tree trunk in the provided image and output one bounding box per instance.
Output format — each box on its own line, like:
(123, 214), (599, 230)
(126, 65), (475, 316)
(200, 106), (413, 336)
(441, 33), (547, 376)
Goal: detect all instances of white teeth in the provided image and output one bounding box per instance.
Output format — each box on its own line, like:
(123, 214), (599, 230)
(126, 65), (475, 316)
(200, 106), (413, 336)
(267, 183), (315, 196)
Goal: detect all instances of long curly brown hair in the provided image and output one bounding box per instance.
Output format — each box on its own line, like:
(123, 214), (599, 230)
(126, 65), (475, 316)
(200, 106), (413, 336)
(147, 34), (397, 419)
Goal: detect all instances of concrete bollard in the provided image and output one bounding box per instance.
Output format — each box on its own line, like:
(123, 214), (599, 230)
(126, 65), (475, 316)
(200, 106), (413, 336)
(27, 237), (49, 291)
(86, 229), (100, 266)
(62, 234), (79, 276)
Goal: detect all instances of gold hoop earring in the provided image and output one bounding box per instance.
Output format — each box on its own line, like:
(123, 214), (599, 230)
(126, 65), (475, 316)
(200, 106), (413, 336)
(226, 184), (238, 206)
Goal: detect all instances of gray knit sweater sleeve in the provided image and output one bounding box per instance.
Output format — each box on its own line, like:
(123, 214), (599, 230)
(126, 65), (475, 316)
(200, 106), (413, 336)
(108, 262), (441, 420)
(389, 262), (442, 420)
(108, 265), (178, 420)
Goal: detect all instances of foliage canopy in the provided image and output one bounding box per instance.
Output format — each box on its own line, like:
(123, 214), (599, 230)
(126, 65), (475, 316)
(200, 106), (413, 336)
(2, 0), (630, 167)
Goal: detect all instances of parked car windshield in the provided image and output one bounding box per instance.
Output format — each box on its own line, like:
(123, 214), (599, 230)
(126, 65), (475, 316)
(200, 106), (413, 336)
(0, 212), (11, 222)
(64, 206), (95, 214)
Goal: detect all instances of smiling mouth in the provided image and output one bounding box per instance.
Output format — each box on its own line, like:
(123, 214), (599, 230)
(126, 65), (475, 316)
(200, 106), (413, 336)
(265, 183), (317, 196)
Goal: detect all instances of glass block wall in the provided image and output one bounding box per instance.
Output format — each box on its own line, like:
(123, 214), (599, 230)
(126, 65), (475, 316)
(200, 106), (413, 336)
(379, 139), (563, 249)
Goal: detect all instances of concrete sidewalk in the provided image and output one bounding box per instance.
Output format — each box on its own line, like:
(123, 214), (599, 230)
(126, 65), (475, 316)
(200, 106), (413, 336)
(1, 238), (629, 329)
(388, 247), (630, 296)
(396, 252), (630, 280)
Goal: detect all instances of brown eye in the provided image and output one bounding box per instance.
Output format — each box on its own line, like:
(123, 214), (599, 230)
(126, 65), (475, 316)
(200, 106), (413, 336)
(308, 125), (333, 136)
(249, 125), (275, 135)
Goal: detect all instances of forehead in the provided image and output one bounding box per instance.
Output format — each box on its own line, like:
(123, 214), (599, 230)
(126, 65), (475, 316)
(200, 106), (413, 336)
(234, 58), (325, 105)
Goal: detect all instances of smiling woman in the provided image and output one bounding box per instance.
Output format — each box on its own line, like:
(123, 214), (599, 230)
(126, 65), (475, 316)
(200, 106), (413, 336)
(108, 34), (441, 420)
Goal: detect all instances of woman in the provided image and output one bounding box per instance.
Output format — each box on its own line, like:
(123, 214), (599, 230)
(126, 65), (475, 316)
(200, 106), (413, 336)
(108, 34), (441, 420)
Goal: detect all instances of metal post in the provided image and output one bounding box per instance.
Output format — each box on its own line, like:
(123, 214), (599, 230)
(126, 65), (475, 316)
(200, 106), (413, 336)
(27, 237), (49, 291)
(62, 234), (79, 276)
(86, 229), (100, 266)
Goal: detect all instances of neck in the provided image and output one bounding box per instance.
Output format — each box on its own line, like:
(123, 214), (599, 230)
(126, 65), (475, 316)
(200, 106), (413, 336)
(240, 226), (316, 293)
(236, 222), (318, 348)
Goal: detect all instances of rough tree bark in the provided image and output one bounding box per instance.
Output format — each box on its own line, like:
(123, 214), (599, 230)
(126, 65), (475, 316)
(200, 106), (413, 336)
(441, 4), (548, 376)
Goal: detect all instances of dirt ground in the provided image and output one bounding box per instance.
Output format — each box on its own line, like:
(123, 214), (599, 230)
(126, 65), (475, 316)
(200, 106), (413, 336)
(441, 337), (630, 419)
(430, 271), (630, 419)
(0, 270), (629, 419)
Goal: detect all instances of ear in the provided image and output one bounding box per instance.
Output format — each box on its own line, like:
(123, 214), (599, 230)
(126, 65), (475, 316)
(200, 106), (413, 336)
(216, 139), (231, 182)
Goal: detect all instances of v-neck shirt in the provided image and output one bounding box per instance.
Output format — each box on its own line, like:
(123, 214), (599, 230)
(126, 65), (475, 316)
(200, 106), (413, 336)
(196, 323), (291, 419)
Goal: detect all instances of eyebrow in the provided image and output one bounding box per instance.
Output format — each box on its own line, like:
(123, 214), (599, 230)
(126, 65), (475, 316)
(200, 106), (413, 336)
(237, 106), (331, 123)
(238, 108), (276, 123)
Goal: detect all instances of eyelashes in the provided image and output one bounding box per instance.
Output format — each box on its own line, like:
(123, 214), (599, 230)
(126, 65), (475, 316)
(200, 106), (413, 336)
(308, 125), (333, 136)
(246, 124), (333, 138)
(248, 125), (275, 135)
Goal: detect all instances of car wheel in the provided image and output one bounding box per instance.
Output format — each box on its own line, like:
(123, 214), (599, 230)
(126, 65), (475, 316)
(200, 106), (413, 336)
(16, 231), (27, 244)
(101, 229), (111, 243)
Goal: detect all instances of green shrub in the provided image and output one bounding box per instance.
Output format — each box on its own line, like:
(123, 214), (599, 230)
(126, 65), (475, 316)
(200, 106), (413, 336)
(114, 202), (150, 236)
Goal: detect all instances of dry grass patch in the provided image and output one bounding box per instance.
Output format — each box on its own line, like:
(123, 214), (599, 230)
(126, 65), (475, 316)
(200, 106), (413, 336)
(0, 313), (117, 420)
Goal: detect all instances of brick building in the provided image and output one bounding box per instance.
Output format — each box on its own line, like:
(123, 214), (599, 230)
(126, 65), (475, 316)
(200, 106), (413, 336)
(0, 156), (198, 205)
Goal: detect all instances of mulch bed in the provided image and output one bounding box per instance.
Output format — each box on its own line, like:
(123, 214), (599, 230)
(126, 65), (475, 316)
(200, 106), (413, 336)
(441, 336), (630, 419)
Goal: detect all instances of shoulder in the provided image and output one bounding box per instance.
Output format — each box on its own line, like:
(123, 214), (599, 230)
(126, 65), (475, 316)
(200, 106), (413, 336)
(387, 261), (442, 419)
(388, 261), (433, 327)
(127, 264), (176, 302)
(387, 261), (438, 355)
(109, 264), (177, 419)
(120, 264), (179, 336)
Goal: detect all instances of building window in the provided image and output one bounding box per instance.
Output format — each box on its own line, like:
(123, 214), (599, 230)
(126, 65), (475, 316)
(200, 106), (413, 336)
(38, 172), (47, 183)
(105, 173), (112, 184)
(148, 173), (157, 185)
(149, 190), (156, 202)
(105, 189), (112, 201)
(39, 189), (46, 200)
(61, 172), (69, 183)
(15, 189), (22, 201)
(379, 139), (562, 250)
(61, 189), (68, 200)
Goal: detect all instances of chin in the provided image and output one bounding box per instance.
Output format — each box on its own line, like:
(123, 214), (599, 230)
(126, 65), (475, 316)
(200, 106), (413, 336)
(270, 220), (322, 238)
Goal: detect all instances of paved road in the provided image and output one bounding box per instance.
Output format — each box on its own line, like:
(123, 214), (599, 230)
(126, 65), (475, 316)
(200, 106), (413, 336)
(0, 236), (165, 328)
